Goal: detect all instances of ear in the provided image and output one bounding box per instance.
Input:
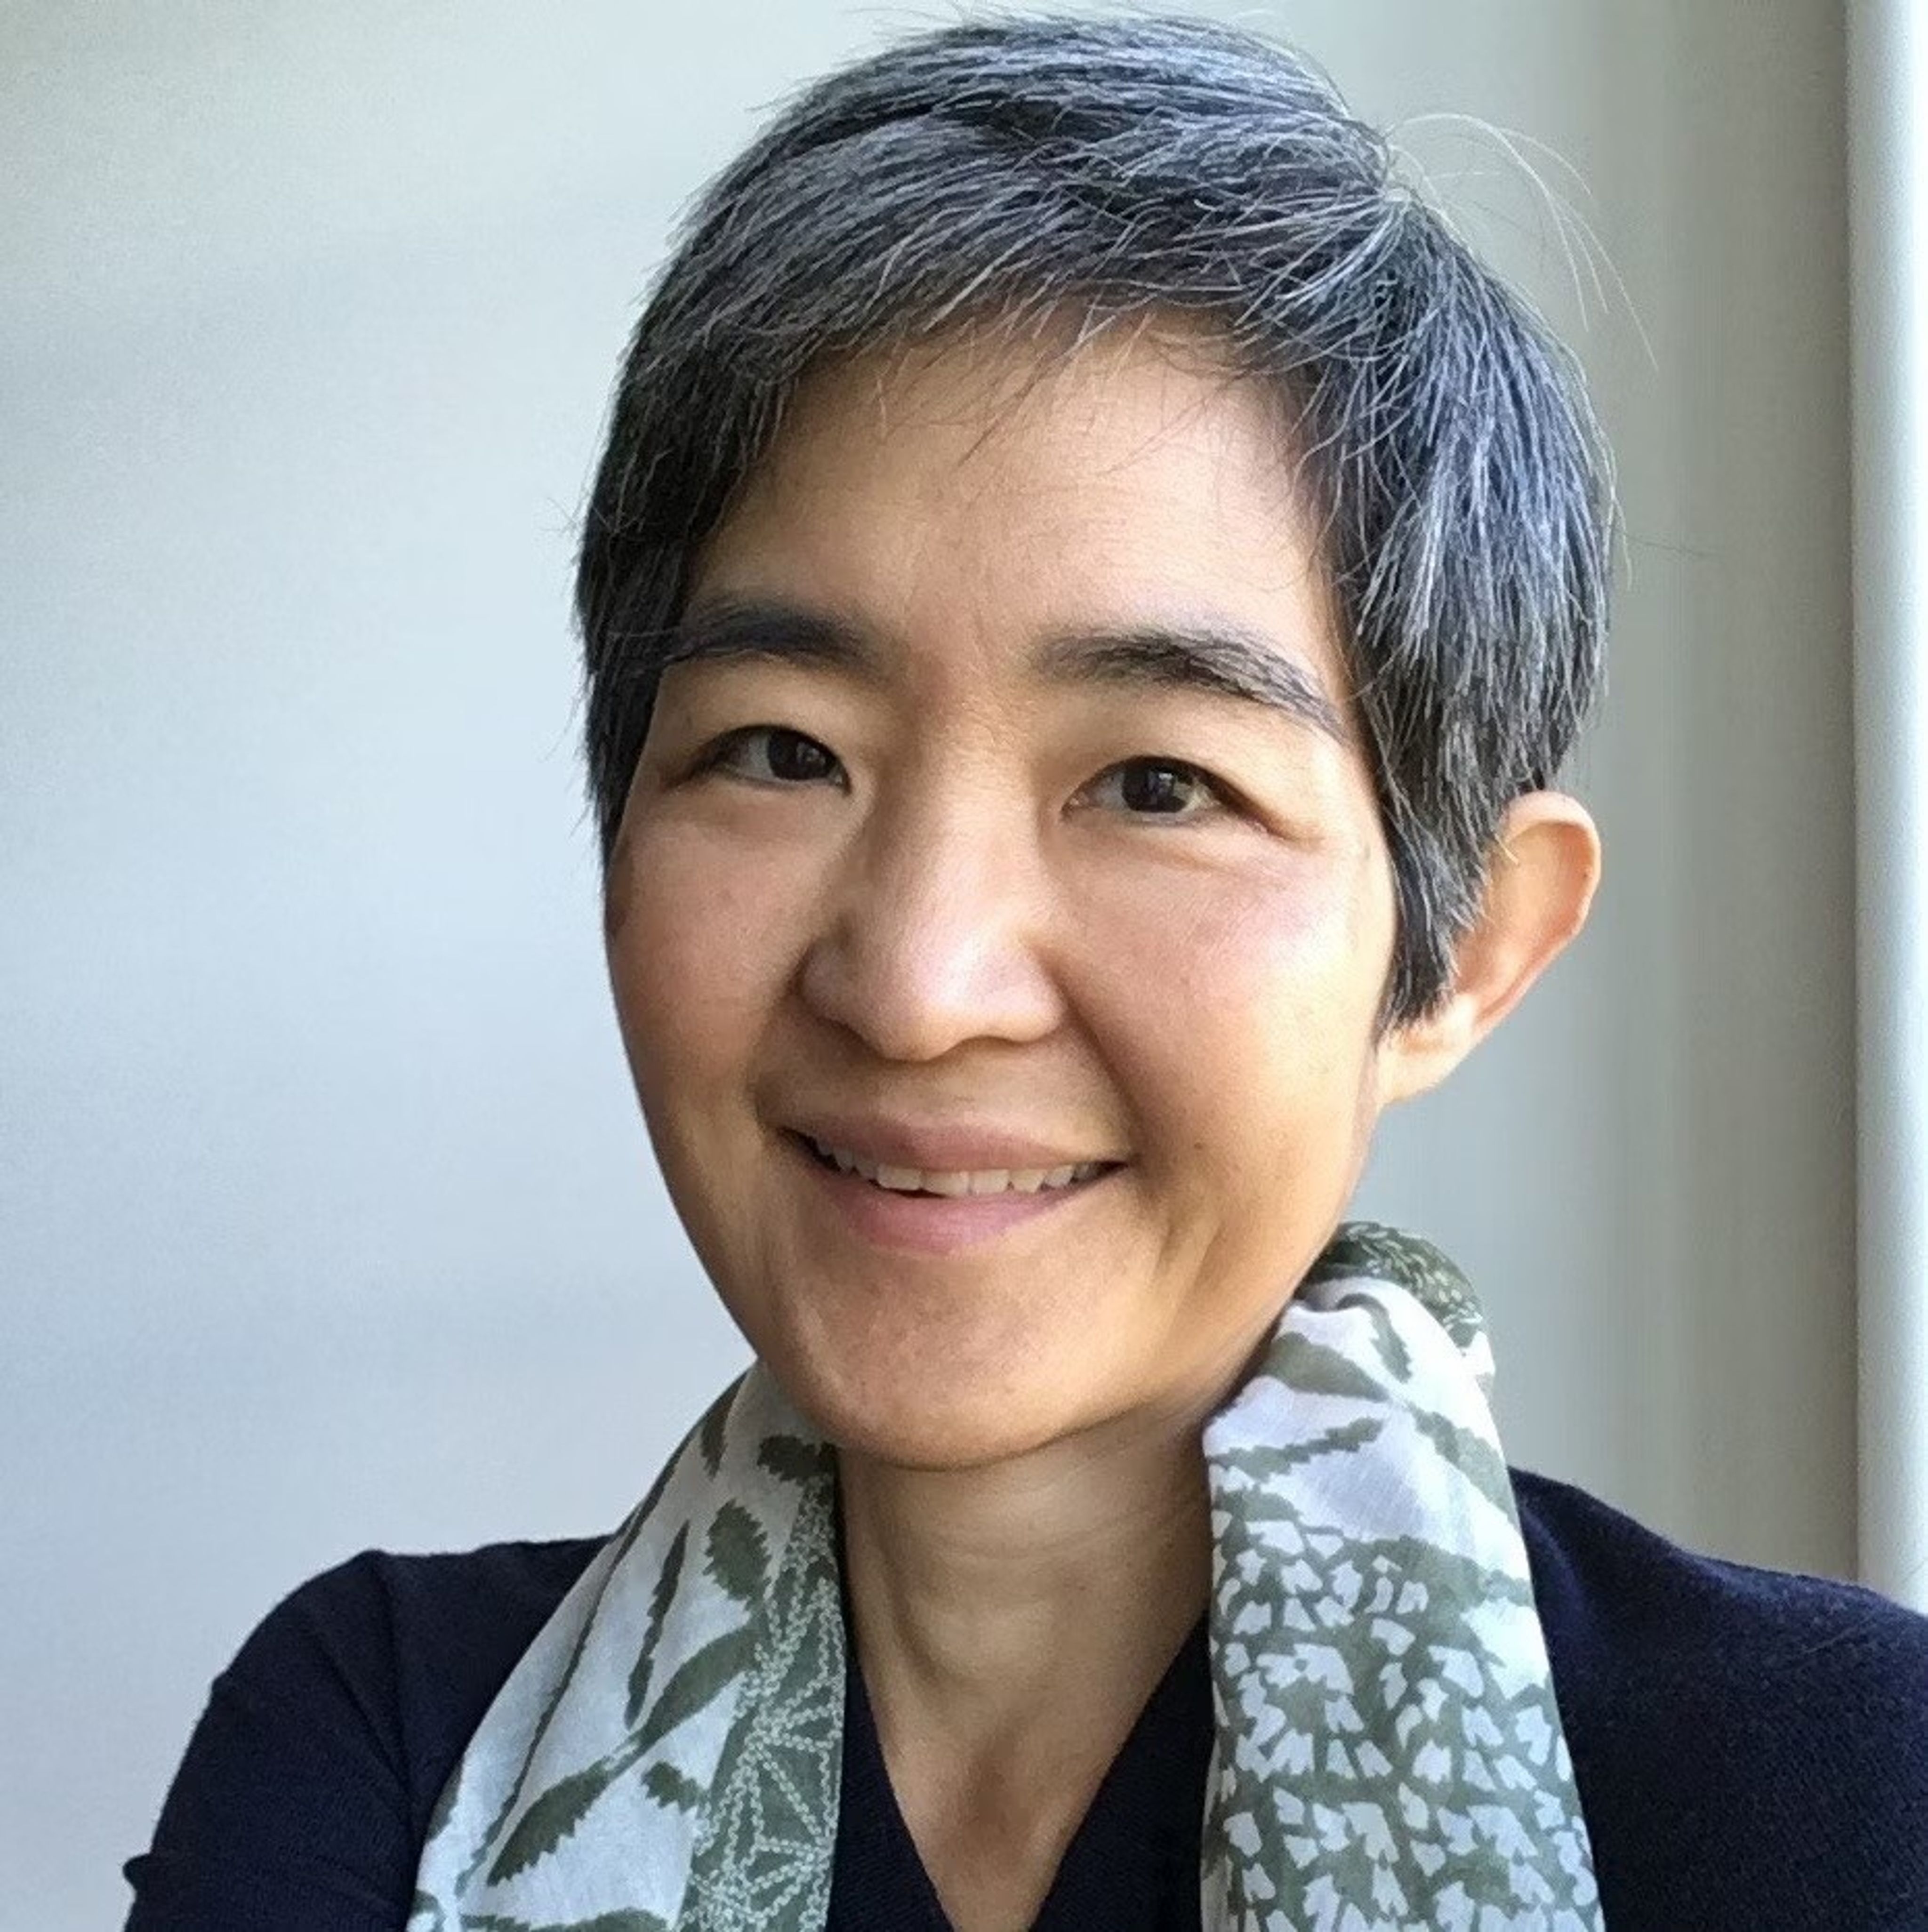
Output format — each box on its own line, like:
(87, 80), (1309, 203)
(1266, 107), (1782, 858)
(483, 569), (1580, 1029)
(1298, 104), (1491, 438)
(1374, 792), (1602, 1108)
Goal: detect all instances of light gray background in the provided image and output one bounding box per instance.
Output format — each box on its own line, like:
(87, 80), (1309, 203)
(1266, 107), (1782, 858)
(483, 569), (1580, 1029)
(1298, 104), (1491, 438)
(1, 2), (1851, 1924)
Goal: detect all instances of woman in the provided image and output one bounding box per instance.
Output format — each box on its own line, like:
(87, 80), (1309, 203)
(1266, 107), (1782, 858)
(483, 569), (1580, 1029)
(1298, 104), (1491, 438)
(125, 15), (1928, 1931)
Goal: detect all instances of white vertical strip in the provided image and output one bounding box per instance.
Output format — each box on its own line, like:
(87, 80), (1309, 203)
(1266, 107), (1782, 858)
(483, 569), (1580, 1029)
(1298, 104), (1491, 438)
(1849, 0), (1928, 1612)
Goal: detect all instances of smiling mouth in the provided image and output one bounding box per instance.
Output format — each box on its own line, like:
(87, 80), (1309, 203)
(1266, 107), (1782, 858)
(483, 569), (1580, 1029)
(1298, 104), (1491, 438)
(786, 1130), (1123, 1198)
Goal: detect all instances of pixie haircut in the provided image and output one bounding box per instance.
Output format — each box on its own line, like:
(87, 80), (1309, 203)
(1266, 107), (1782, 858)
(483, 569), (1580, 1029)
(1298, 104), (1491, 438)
(576, 12), (1614, 1034)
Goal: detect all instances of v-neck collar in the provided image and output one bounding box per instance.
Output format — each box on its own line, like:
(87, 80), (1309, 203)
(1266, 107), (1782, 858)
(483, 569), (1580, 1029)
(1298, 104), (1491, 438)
(826, 1542), (1212, 1930)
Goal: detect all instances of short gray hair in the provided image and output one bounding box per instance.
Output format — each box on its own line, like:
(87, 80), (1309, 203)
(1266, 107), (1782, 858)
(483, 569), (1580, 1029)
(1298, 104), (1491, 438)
(576, 12), (1615, 1033)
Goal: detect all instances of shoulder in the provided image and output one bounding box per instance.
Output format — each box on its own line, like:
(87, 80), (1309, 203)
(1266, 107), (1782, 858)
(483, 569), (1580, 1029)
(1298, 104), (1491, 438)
(250, 1532), (608, 1771)
(1510, 1464), (1928, 1930)
(124, 1531), (604, 1930)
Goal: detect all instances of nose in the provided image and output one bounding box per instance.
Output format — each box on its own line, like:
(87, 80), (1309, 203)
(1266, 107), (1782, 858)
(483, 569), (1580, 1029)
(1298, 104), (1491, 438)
(795, 784), (1065, 1063)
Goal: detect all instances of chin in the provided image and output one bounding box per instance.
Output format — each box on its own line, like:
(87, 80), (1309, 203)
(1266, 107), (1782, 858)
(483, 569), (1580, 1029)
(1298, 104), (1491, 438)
(771, 1341), (1100, 1473)
(832, 1409), (1060, 1475)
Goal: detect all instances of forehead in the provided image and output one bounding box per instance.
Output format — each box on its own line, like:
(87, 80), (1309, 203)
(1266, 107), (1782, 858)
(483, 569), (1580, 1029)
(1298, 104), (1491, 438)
(691, 324), (1351, 712)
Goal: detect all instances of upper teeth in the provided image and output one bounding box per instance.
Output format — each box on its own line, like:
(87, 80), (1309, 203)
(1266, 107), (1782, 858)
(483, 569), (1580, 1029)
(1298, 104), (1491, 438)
(808, 1137), (1108, 1195)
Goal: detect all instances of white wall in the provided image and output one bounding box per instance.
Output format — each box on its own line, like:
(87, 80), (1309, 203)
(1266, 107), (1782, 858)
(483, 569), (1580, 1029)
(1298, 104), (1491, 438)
(0, 3), (1852, 1924)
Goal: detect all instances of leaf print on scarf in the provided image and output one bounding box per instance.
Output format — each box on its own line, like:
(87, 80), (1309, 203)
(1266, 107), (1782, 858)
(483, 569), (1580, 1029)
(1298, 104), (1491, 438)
(1410, 1405), (1520, 1523)
(756, 1433), (829, 1486)
(1322, 1286), (1415, 1383)
(1270, 1333), (1396, 1403)
(698, 1380), (740, 1478)
(488, 1624), (758, 1883)
(632, 1622), (758, 1758)
(486, 1758), (634, 1884)
(1213, 1417), (1383, 1488)
(458, 1485), (665, 1892)
(704, 1501), (771, 1606)
(643, 1762), (706, 1813)
(624, 1522), (689, 1729)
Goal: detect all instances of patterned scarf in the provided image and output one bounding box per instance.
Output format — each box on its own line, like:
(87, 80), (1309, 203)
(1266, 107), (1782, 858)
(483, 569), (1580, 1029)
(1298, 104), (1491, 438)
(408, 1222), (1605, 1931)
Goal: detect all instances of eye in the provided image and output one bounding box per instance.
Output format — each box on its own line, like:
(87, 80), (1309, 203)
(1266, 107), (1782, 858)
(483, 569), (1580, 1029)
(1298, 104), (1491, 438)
(695, 724), (846, 789)
(1079, 757), (1235, 822)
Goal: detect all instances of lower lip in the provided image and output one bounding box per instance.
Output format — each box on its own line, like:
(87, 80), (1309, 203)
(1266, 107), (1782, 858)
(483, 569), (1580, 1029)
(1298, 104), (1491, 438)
(784, 1133), (1119, 1255)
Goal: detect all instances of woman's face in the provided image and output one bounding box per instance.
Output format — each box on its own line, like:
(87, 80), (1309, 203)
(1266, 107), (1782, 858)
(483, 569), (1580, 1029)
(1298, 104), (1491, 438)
(604, 329), (1412, 1469)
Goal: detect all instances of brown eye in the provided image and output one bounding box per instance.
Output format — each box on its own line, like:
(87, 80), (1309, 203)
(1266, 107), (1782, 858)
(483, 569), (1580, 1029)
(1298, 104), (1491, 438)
(703, 725), (845, 787)
(1084, 758), (1230, 820)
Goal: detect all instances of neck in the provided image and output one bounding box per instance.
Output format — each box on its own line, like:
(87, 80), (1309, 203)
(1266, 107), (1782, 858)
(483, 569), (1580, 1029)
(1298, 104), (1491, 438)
(835, 1404), (1213, 1774)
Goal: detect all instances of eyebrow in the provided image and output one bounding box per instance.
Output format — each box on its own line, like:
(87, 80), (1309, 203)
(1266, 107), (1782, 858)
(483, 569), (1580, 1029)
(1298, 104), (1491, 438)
(663, 599), (876, 678)
(1032, 625), (1349, 746)
(665, 596), (1350, 746)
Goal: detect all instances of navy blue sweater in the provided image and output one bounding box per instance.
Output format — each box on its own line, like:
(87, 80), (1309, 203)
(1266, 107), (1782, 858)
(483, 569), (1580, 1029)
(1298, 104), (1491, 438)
(123, 1466), (1928, 1929)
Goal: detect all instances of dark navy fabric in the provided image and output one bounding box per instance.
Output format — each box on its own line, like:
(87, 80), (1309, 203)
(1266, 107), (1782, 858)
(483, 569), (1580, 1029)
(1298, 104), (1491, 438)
(123, 1467), (1928, 1930)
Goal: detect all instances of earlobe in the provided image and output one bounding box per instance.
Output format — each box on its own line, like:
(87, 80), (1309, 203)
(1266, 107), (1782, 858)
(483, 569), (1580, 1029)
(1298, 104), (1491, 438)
(1376, 988), (1478, 1109)
(1376, 793), (1601, 1108)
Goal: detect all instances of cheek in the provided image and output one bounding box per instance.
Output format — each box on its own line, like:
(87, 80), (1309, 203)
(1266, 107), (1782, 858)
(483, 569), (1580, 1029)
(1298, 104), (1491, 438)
(1091, 855), (1388, 1198)
(604, 821), (794, 1105)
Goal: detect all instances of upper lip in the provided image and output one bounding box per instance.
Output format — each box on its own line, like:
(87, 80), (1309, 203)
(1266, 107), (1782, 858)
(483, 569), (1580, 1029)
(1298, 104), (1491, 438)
(786, 1111), (1128, 1173)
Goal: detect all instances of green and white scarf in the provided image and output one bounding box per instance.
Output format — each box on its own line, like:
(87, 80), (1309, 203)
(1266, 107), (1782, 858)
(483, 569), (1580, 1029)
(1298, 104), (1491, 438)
(409, 1222), (1605, 1931)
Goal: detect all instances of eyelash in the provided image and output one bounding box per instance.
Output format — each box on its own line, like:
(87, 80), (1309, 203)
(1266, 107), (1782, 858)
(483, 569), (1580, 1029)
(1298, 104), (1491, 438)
(690, 724), (1240, 822)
